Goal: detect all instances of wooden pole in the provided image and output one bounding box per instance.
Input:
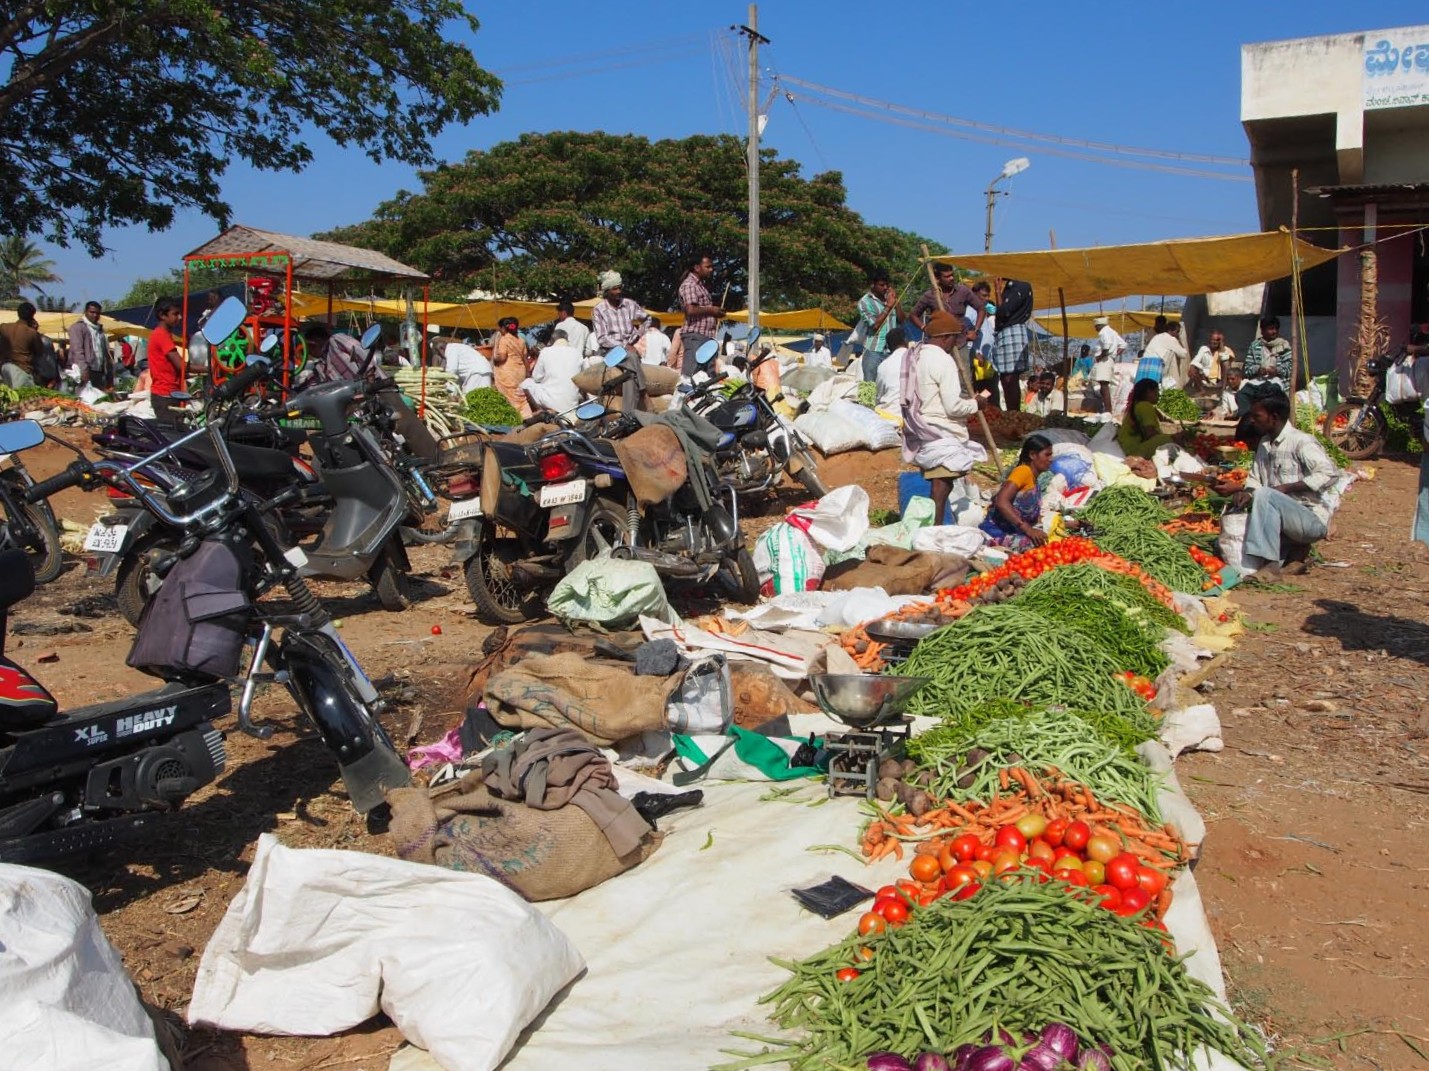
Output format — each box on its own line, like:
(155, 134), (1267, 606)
(1050, 229), (1069, 417)
(921, 244), (1004, 479)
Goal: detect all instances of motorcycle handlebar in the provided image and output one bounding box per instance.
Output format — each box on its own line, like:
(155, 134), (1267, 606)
(25, 460), (94, 502)
(213, 359), (272, 402)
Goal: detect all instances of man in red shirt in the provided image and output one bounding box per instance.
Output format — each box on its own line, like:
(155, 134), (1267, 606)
(147, 297), (186, 425)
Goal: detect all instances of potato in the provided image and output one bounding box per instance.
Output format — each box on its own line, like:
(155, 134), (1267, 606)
(900, 758), (918, 777)
(875, 777), (899, 802)
(877, 758), (904, 781)
(908, 791), (933, 817)
(915, 769), (936, 787)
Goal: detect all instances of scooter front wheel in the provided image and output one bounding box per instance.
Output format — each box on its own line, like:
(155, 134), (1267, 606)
(1, 492), (63, 584)
(370, 542), (413, 611)
(790, 445), (830, 498)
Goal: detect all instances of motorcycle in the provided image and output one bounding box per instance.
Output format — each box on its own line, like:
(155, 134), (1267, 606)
(453, 346), (760, 624)
(0, 416), (63, 583)
(20, 300), (409, 836)
(680, 331), (828, 499)
(1323, 347), (1424, 460)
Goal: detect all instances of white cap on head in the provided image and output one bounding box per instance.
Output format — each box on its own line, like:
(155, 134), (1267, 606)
(813, 333), (825, 341)
(599, 270), (622, 292)
(1093, 316), (1109, 328)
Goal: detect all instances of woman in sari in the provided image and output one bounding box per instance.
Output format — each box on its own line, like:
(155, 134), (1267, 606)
(979, 433), (1054, 549)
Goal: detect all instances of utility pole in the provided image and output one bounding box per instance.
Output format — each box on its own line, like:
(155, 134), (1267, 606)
(735, 7), (769, 329)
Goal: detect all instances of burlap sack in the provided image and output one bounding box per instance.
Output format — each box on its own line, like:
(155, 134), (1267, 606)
(462, 623), (640, 710)
(484, 651), (678, 745)
(572, 364), (680, 398)
(612, 424), (687, 507)
(821, 545), (970, 595)
(388, 773), (660, 901)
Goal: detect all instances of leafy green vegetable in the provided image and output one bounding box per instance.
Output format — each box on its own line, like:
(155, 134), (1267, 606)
(1157, 388), (1201, 421)
(462, 387), (522, 426)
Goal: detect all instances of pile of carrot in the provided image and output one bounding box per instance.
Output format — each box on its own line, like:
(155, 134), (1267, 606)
(838, 598), (973, 671)
(1085, 555), (1178, 610)
(1161, 517), (1219, 536)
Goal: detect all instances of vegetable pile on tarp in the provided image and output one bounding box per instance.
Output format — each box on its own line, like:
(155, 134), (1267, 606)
(462, 386), (522, 426)
(1019, 562), (1189, 635)
(717, 876), (1273, 1071)
(900, 605), (1158, 740)
(1077, 485), (1171, 528)
(1016, 582), (1169, 679)
(1089, 522), (1207, 595)
(1158, 388), (1201, 422)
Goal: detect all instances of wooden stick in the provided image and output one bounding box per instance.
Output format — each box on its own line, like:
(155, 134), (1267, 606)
(1058, 288), (1071, 416)
(921, 244), (1004, 479)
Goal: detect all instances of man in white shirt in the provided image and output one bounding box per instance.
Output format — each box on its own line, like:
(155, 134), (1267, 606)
(1091, 316), (1125, 413)
(554, 299), (592, 359)
(641, 317), (670, 366)
(902, 312), (986, 524)
(1214, 391), (1338, 575)
(523, 328), (584, 414)
(1140, 316), (1188, 388)
(1025, 371), (1065, 417)
(1189, 331), (1233, 391)
(441, 337), (492, 394)
(875, 328), (908, 410)
(806, 333), (833, 369)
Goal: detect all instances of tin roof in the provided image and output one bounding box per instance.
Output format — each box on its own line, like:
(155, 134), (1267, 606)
(184, 225), (428, 283)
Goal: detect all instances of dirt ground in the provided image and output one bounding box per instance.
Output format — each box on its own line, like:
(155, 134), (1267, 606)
(9, 426), (1429, 1070)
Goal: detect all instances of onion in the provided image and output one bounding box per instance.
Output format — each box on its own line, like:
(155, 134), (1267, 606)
(1076, 1048), (1112, 1071)
(866, 1053), (914, 1071)
(964, 1046), (1016, 1071)
(1018, 1043), (1065, 1071)
(916, 1054), (951, 1071)
(1039, 1023), (1080, 1062)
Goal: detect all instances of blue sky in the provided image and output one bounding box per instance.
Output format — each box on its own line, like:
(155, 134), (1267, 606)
(42, 1), (1429, 306)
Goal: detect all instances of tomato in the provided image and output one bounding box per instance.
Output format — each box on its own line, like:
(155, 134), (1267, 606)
(994, 826), (1027, 854)
(1052, 849), (1082, 869)
(953, 880), (982, 900)
(857, 946), (875, 961)
(938, 844), (959, 875)
(1119, 887), (1151, 914)
(1042, 818), (1069, 848)
(909, 854), (942, 884)
(1027, 839), (1057, 865)
(1014, 814), (1048, 840)
(971, 860), (993, 879)
(1023, 856), (1052, 876)
(917, 888), (939, 907)
(1052, 867), (1089, 887)
(874, 885), (902, 902)
(1105, 855), (1140, 891)
(1135, 866), (1168, 898)
(951, 833), (982, 864)
(975, 843), (998, 863)
(836, 967), (861, 982)
(992, 854), (1022, 877)
(1063, 820), (1091, 853)
(943, 865), (980, 891)
(895, 880), (921, 902)
(1085, 835), (1120, 864)
(1081, 859), (1106, 886)
(1091, 884), (1122, 910)
(879, 899), (910, 927)
(857, 911), (887, 936)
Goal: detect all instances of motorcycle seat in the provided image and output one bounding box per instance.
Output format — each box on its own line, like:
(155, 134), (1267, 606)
(180, 438), (297, 481)
(0, 550), (35, 613)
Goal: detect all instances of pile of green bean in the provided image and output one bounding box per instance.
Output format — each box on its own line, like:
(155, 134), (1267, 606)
(1090, 521), (1207, 594)
(1016, 586), (1169, 679)
(905, 709), (1166, 821)
(1077, 484), (1171, 528)
(1157, 388), (1202, 421)
(719, 877), (1273, 1071)
(900, 604), (1157, 743)
(1022, 562), (1190, 635)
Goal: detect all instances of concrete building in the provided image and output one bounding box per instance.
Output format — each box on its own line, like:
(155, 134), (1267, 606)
(1241, 24), (1429, 381)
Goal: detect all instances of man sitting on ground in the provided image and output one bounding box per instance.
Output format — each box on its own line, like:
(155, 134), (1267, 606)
(1215, 392), (1338, 576)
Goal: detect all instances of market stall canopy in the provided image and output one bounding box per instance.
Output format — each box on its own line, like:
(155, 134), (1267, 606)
(724, 308), (850, 331)
(287, 294), (557, 329)
(1032, 309), (1164, 338)
(33, 310), (151, 340)
(930, 230), (1344, 307)
(184, 225), (428, 283)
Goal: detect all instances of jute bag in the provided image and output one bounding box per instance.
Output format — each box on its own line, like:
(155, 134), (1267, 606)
(388, 773), (660, 901)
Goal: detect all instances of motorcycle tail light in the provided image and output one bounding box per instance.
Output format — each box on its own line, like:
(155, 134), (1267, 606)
(105, 485), (132, 500)
(539, 452), (578, 482)
(446, 473), (478, 498)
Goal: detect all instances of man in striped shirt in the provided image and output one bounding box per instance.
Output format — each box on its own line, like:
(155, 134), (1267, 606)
(592, 270), (646, 354)
(678, 254), (723, 375)
(857, 270), (907, 383)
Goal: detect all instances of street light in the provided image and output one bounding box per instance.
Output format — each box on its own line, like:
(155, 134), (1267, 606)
(984, 157), (1031, 252)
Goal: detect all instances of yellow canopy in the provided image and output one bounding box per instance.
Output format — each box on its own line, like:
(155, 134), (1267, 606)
(724, 308), (850, 331)
(1032, 309), (1165, 339)
(930, 230), (1345, 307)
(34, 310), (151, 340)
(286, 294), (558, 330)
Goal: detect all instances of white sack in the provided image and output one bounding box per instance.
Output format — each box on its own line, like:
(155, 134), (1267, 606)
(793, 410), (864, 455)
(827, 398), (901, 451)
(188, 834), (585, 1071)
(789, 484), (870, 551)
(0, 864), (168, 1071)
(910, 525), (987, 557)
(1088, 421), (1125, 458)
(1385, 358), (1420, 404)
(752, 522), (825, 594)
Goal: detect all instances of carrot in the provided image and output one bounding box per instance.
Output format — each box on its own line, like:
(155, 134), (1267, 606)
(892, 842), (904, 861)
(998, 768), (1010, 791)
(996, 805), (1028, 823)
(943, 799), (979, 822)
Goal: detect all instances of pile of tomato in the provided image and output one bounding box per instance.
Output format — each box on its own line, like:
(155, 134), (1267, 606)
(852, 816), (1174, 954)
(1188, 545), (1227, 590)
(940, 537), (1105, 603)
(1116, 671), (1158, 702)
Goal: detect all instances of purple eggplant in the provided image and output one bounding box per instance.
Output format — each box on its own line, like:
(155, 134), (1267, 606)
(1076, 1047), (1112, 1071)
(1039, 1024), (1080, 1063)
(951, 1043), (977, 1071)
(1018, 1043), (1064, 1071)
(915, 1053), (951, 1071)
(866, 1053), (914, 1071)
(963, 1046), (1016, 1071)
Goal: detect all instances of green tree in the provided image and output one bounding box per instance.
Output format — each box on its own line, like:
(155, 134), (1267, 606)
(34, 295), (77, 312)
(321, 132), (944, 321)
(0, 237), (62, 299)
(0, 1), (502, 254)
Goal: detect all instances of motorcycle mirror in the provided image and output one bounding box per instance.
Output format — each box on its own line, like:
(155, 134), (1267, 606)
(746, 326), (762, 347)
(259, 332), (279, 355)
(360, 323), (383, 351)
(603, 346), (627, 368)
(725, 323), (750, 341)
(200, 296), (248, 345)
(695, 340), (719, 366)
(0, 418), (43, 454)
(575, 401), (607, 421)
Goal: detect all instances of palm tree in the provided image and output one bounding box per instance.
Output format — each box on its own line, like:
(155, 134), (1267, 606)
(34, 294), (76, 313)
(0, 237), (61, 301)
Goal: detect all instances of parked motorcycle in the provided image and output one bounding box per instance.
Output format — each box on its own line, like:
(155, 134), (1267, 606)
(1323, 347), (1424, 460)
(681, 332), (828, 498)
(0, 417), (63, 583)
(452, 347), (759, 624)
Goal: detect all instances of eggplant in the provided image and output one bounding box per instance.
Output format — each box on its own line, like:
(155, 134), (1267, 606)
(1039, 1023), (1080, 1063)
(963, 1046), (1015, 1071)
(1076, 1048), (1112, 1071)
(866, 1053), (915, 1071)
(915, 1053), (951, 1071)
(1018, 1043), (1064, 1071)
(951, 1044), (977, 1071)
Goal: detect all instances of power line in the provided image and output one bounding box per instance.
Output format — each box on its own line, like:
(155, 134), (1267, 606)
(499, 44), (706, 88)
(776, 74), (1250, 168)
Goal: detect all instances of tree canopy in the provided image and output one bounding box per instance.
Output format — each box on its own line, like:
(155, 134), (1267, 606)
(0, 0), (502, 254)
(321, 131), (945, 320)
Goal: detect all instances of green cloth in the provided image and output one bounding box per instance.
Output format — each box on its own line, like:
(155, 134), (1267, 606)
(1117, 400), (1174, 459)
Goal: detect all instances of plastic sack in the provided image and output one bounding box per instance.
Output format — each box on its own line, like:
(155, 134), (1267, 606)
(788, 484), (870, 552)
(910, 525), (987, 557)
(793, 410), (864, 454)
(189, 835), (585, 1071)
(827, 398), (901, 451)
(1386, 358), (1421, 404)
(1049, 453), (1095, 487)
(752, 522), (825, 596)
(1088, 421), (1125, 458)
(547, 557), (674, 629)
(1215, 510), (1259, 574)
(666, 654), (733, 735)
(0, 864), (167, 1071)
(1037, 428), (1093, 446)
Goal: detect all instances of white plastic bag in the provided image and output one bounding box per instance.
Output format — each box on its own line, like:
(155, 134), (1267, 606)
(910, 525), (987, 556)
(666, 654), (733, 734)
(793, 410), (865, 454)
(0, 864), (167, 1071)
(547, 557), (674, 628)
(752, 522), (825, 595)
(1216, 511), (1253, 573)
(789, 484), (870, 551)
(189, 835), (585, 1071)
(827, 399), (901, 451)
(1088, 422), (1125, 458)
(1386, 358), (1421, 404)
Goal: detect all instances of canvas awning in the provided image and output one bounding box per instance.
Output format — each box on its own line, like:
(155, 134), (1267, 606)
(1032, 309), (1164, 339)
(35, 310), (151, 340)
(287, 294), (558, 330)
(184, 225), (428, 283)
(930, 230), (1345, 307)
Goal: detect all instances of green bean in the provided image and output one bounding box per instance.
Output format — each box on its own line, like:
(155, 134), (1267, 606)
(1090, 519), (1207, 593)
(1077, 484), (1173, 527)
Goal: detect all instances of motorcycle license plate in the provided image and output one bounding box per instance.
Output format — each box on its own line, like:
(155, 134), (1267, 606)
(83, 522), (128, 554)
(448, 497), (483, 521)
(538, 479), (587, 508)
